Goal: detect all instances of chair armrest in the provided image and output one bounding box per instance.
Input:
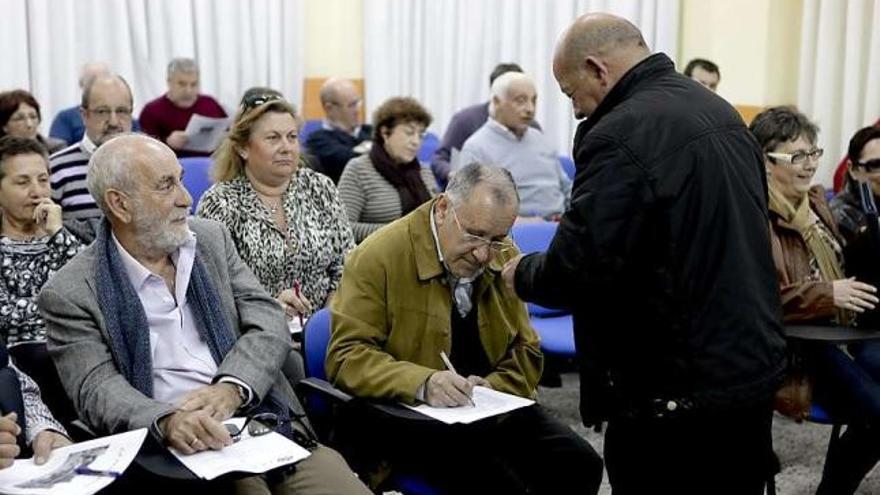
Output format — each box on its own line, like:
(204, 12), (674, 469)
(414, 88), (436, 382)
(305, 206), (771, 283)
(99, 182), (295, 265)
(68, 420), (98, 441)
(297, 377), (354, 403)
(296, 378), (437, 423)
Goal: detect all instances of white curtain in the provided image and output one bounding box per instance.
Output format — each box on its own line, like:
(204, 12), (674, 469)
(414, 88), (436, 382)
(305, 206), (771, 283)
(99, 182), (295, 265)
(363, 0), (680, 156)
(0, 0), (305, 136)
(798, 0), (880, 186)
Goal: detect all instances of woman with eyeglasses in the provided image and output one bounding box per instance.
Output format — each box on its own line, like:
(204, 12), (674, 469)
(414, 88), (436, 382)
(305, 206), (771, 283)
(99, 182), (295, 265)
(750, 106), (880, 495)
(0, 90), (66, 154)
(197, 92), (354, 324)
(337, 97), (437, 243)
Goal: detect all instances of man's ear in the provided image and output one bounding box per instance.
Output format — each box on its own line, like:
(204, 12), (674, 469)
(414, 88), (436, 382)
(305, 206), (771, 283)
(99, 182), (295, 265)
(585, 56), (610, 84)
(105, 190), (132, 224)
(435, 195), (450, 226)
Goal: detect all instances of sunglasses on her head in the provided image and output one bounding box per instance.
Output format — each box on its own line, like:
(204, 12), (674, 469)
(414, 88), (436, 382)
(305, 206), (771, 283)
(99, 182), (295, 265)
(242, 93), (283, 111)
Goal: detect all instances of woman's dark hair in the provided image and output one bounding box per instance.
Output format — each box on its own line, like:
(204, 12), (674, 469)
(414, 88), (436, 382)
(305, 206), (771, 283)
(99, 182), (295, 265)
(848, 125), (880, 167)
(748, 106), (819, 155)
(0, 90), (41, 138)
(371, 97), (432, 145)
(0, 136), (49, 181)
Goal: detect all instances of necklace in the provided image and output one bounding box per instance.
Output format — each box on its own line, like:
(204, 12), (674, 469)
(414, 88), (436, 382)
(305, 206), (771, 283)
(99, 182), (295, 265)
(257, 193), (283, 215)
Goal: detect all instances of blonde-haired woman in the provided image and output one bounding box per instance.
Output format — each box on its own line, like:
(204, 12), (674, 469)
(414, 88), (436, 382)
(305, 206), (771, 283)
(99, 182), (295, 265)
(197, 92), (354, 321)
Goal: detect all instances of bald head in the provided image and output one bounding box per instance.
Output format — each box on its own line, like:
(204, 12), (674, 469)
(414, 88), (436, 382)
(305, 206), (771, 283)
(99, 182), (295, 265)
(320, 77), (362, 132)
(553, 13), (651, 119)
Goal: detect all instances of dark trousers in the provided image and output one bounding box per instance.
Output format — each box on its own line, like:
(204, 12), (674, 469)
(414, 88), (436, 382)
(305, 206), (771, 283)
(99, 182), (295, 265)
(339, 404), (603, 495)
(8, 342), (78, 425)
(808, 340), (880, 495)
(604, 399), (774, 495)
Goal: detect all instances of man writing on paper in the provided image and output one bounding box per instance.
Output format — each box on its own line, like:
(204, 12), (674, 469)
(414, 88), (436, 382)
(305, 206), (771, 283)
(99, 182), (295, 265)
(39, 134), (370, 494)
(327, 162), (602, 494)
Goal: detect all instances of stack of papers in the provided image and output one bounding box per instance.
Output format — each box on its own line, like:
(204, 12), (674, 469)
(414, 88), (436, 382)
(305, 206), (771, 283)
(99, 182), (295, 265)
(170, 417), (311, 480)
(0, 429), (147, 495)
(403, 386), (535, 424)
(182, 114), (231, 152)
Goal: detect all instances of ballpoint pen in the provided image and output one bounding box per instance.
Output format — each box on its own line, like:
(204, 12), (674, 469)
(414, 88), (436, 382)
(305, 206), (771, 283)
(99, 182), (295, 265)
(293, 280), (305, 327)
(75, 466), (122, 478)
(439, 350), (476, 407)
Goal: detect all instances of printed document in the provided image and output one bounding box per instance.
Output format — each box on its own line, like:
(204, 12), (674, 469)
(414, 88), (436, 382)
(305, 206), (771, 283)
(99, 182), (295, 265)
(404, 386), (534, 424)
(170, 417), (311, 480)
(0, 428), (147, 495)
(182, 114), (231, 152)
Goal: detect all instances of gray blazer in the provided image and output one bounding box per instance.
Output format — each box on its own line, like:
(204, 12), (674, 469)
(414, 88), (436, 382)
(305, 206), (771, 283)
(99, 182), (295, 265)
(38, 217), (306, 435)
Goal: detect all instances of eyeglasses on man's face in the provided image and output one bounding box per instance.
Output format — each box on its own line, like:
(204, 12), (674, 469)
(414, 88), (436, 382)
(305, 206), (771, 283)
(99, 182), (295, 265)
(242, 93), (283, 111)
(224, 412), (283, 442)
(86, 107), (133, 120)
(766, 148), (824, 165)
(449, 204), (512, 254)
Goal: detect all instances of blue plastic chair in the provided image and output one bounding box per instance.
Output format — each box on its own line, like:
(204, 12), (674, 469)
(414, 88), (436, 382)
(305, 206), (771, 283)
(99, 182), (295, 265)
(559, 156), (575, 181)
(510, 222), (576, 358)
(300, 309), (443, 495)
(418, 132), (440, 164)
(179, 157), (213, 210)
(299, 119), (323, 149)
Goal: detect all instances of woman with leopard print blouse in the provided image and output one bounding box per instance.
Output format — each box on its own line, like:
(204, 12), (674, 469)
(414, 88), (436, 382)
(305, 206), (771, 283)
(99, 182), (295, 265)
(197, 93), (354, 323)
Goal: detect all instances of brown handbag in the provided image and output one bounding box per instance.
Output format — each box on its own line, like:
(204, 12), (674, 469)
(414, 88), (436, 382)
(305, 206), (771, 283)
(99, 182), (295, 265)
(774, 370), (812, 421)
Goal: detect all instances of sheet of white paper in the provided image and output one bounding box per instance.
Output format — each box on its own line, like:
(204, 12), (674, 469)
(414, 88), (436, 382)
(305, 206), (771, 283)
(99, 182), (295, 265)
(170, 417), (311, 480)
(182, 114), (231, 152)
(403, 386), (535, 424)
(0, 428), (148, 495)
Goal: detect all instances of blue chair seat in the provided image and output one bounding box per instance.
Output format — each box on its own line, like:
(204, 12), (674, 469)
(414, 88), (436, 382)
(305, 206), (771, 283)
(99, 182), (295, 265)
(530, 314), (575, 357)
(808, 402), (834, 424)
(179, 157), (214, 210)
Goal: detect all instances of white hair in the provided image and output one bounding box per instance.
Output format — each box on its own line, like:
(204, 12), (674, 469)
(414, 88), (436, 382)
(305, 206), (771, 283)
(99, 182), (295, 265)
(446, 162), (519, 208)
(167, 57), (199, 78)
(86, 134), (161, 213)
(489, 71), (534, 118)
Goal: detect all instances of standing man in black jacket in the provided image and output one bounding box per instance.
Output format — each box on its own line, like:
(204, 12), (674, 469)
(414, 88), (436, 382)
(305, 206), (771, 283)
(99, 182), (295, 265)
(502, 13), (786, 494)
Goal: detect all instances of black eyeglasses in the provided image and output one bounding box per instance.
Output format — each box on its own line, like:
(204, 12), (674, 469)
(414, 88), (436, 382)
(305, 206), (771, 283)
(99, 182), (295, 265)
(242, 93), (283, 111)
(225, 412), (283, 442)
(855, 158), (880, 172)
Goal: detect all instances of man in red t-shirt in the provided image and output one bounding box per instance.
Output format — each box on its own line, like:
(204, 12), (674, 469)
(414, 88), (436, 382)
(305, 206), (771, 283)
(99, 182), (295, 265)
(139, 58), (227, 158)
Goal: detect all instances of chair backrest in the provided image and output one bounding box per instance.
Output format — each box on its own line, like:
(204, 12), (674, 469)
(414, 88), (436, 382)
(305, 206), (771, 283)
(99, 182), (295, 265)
(510, 221), (566, 317)
(303, 308), (333, 381)
(299, 119), (323, 148)
(418, 131), (440, 164)
(559, 156), (575, 181)
(179, 157), (214, 210)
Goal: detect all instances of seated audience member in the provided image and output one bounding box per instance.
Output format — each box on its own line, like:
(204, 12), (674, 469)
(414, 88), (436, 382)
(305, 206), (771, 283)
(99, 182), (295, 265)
(337, 97), (437, 243)
(305, 78), (372, 184)
(39, 134), (370, 494)
(683, 58), (721, 92)
(431, 62), (539, 187)
(139, 57), (227, 158)
(833, 119), (880, 193)
(831, 126), (880, 330)
(327, 163), (602, 494)
(49, 62), (110, 146)
(0, 343), (70, 468)
(49, 74), (133, 225)
(457, 72), (571, 219)
(0, 90), (66, 154)
(198, 93), (353, 322)
(0, 136), (82, 424)
(750, 107), (880, 495)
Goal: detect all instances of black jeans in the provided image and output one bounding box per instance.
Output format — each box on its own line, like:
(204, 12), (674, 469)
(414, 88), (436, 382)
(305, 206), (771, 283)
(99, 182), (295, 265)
(339, 404), (603, 495)
(604, 398), (775, 495)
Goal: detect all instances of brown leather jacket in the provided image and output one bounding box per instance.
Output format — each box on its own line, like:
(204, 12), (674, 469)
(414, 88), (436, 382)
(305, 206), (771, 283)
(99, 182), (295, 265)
(768, 186), (842, 323)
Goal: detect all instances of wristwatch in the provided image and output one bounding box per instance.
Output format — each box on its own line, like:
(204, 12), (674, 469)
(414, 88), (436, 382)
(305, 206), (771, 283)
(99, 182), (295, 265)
(232, 383), (248, 406)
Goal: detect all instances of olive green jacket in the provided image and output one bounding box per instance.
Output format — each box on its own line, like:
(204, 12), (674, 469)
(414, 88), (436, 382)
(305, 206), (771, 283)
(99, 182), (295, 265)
(327, 200), (543, 404)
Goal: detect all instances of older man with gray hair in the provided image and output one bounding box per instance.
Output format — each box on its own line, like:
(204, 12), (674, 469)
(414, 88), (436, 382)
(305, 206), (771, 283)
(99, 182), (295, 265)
(327, 162), (601, 494)
(139, 57), (227, 158)
(456, 72), (571, 219)
(39, 134), (370, 493)
(305, 77), (372, 183)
